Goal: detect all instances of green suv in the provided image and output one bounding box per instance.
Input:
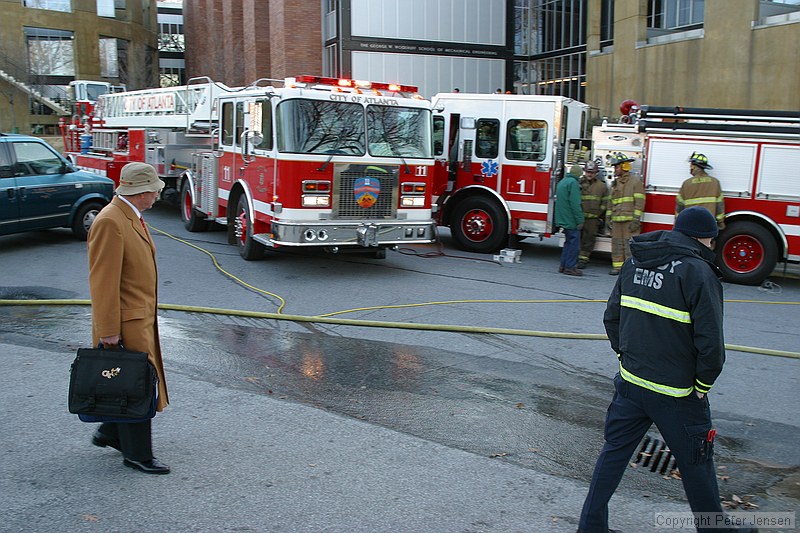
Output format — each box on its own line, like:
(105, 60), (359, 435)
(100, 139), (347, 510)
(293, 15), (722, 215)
(0, 134), (114, 240)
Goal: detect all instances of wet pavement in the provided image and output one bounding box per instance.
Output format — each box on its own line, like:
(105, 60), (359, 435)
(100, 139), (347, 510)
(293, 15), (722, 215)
(1, 303), (797, 529)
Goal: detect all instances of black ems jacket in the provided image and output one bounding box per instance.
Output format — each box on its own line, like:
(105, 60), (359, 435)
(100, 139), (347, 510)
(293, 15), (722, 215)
(603, 230), (725, 397)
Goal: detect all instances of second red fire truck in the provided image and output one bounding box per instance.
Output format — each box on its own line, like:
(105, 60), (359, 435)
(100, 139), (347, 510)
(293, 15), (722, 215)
(429, 93), (799, 285)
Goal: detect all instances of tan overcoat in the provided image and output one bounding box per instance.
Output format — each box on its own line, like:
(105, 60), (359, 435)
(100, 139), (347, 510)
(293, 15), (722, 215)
(87, 196), (169, 411)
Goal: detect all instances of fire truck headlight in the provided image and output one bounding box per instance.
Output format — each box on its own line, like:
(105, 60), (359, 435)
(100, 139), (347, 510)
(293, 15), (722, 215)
(317, 230), (329, 241)
(303, 229), (317, 241)
(417, 227), (426, 237)
(302, 195), (330, 207)
(401, 197), (425, 207)
(405, 228), (413, 238)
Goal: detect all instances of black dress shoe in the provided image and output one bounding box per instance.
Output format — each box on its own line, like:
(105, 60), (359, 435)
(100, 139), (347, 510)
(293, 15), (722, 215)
(92, 431), (121, 452)
(123, 457), (170, 475)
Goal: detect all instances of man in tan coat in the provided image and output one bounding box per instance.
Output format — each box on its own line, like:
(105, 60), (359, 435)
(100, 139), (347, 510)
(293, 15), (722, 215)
(87, 162), (170, 475)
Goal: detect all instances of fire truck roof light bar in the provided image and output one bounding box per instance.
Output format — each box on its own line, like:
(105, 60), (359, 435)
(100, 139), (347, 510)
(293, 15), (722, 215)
(293, 75), (419, 94)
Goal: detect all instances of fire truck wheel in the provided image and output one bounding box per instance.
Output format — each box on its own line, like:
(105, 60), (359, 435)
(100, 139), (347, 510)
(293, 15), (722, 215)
(235, 194), (264, 260)
(72, 201), (104, 241)
(450, 197), (508, 253)
(715, 221), (778, 286)
(181, 180), (209, 232)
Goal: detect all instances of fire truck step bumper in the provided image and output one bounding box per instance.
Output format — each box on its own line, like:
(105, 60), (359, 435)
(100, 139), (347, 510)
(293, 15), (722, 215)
(268, 221), (437, 247)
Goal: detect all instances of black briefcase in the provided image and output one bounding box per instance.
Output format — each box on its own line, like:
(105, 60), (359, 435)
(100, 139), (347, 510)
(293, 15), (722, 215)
(68, 344), (157, 423)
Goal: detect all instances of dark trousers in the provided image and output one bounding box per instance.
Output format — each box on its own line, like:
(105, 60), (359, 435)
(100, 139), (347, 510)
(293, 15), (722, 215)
(579, 374), (730, 533)
(97, 420), (153, 462)
(560, 228), (581, 269)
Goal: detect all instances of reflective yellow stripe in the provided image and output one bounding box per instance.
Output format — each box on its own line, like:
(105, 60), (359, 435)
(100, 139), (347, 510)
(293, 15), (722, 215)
(684, 196), (720, 206)
(633, 193), (645, 199)
(611, 215), (633, 221)
(695, 378), (713, 393)
(620, 363), (694, 397)
(612, 196), (634, 204)
(621, 295), (691, 323)
(582, 194), (604, 200)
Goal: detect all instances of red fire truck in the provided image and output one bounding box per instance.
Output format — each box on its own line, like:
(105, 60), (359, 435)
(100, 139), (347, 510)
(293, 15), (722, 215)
(429, 94), (799, 285)
(430, 93), (592, 253)
(61, 76), (437, 260)
(593, 106), (800, 285)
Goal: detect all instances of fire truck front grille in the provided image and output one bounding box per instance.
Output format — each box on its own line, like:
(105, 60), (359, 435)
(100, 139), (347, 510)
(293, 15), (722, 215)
(334, 165), (398, 219)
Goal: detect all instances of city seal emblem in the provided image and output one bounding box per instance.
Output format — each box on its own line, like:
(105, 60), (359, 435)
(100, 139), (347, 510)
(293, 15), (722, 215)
(354, 177), (380, 208)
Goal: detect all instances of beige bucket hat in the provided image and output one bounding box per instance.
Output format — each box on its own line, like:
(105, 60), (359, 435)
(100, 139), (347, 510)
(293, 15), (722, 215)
(116, 162), (164, 196)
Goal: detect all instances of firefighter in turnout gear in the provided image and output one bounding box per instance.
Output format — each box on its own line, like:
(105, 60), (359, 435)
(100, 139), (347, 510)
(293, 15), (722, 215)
(676, 152), (725, 229)
(578, 160), (609, 269)
(606, 152), (645, 275)
(578, 206), (758, 533)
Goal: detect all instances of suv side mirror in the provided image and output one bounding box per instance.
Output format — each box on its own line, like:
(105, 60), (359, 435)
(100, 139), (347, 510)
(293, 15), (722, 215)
(0, 166), (13, 178)
(61, 162), (76, 174)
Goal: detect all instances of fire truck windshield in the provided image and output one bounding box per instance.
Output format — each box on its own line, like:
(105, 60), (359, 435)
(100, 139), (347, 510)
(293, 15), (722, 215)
(366, 106), (432, 159)
(277, 100), (366, 155)
(276, 100), (431, 159)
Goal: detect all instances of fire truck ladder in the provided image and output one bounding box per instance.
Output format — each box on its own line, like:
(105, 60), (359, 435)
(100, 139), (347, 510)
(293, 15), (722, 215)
(97, 77), (233, 135)
(637, 106), (800, 139)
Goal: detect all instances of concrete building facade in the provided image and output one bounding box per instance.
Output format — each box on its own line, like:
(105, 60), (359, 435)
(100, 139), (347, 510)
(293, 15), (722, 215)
(586, 0), (800, 118)
(0, 0), (159, 134)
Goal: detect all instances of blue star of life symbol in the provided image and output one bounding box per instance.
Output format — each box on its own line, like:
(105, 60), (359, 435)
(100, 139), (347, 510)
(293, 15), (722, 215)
(481, 159), (499, 178)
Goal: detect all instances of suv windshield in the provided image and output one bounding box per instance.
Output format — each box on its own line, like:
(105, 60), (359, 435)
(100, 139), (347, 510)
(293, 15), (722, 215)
(277, 100), (365, 155)
(367, 106), (432, 158)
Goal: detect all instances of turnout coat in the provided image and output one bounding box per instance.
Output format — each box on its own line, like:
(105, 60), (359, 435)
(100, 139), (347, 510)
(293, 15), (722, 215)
(87, 196), (169, 411)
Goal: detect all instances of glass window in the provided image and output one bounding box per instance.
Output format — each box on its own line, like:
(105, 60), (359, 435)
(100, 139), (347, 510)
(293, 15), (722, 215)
(276, 99), (365, 155)
(99, 38), (119, 77)
(10, 142), (63, 176)
(221, 101), (234, 146)
(25, 27), (75, 76)
(367, 106), (432, 158)
(506, 119), (547, 162)
(433, 116), (445, 156)
(97, 0), (114, 17)
(475, 119), (499, 159)
(23, 0), (70, 12)
(258, 100), (273, 151)
(648, 0), (704, 29)
(235, 102), (245, 147)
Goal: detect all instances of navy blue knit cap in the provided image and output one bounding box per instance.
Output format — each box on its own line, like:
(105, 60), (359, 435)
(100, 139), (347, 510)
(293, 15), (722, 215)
(674, 206), (719, 238)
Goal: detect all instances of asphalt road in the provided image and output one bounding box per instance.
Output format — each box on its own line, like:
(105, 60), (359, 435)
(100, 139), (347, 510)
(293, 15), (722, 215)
(1, 203), (798, 532)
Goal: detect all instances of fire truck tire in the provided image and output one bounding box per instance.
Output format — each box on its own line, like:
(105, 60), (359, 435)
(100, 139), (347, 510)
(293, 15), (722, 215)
(450, 197), (508, 253)
(181, 180), (209, 232)
(235, 194), (264, 260)
(72, 201), (104, 241)
(715, 221), (778, 286)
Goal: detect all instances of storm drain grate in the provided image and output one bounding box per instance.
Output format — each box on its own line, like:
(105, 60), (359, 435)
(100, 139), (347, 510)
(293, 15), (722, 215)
(634, 435), (679, 476)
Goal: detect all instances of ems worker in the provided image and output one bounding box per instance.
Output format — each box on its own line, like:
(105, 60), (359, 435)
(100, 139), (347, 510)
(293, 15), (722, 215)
(578, 206), (757, 533)
(578, 160), (609, 269)
(605, 152), (645, 275)
(676, 152), (725, 229)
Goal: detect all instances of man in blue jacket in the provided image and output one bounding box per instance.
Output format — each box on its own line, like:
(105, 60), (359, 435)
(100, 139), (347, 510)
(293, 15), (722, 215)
(577, 207), (757, 533)
(555, 165), (585, 276)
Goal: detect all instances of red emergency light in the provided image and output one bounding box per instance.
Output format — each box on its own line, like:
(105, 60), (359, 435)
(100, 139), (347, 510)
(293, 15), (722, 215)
(294, 75), (418, 94)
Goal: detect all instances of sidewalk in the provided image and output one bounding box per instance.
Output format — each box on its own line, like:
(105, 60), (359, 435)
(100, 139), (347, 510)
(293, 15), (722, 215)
(2, 341), (691, 533)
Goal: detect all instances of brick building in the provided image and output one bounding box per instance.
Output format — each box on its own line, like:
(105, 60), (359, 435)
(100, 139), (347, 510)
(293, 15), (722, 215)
(183, 0), (322, 87)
